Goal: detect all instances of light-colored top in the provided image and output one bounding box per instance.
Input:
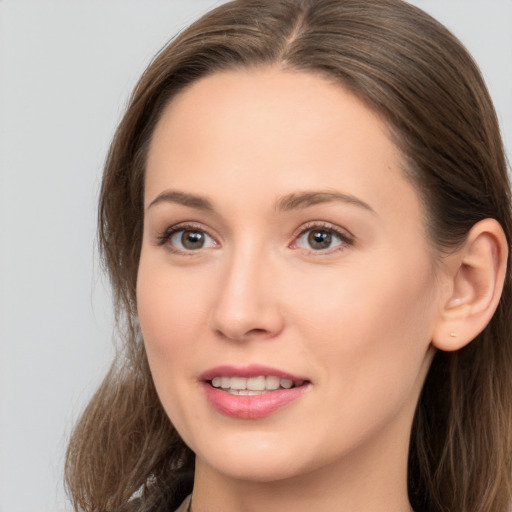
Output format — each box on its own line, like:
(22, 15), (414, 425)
(174, 494), (192, 512)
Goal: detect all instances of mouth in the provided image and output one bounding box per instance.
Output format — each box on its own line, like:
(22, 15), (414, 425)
(208, 375), (307, 395)
(200, 365), (311, 419)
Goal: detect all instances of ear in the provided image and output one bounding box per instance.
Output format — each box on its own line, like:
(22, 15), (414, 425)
(432, 218), (508, 352)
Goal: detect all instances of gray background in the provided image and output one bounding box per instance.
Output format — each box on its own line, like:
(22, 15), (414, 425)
(0, 1), (510, 511)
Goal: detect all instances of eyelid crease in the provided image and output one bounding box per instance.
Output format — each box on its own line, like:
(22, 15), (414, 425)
(291, 220), (354, 241)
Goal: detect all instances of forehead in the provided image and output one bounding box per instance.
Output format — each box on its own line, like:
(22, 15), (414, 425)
(150, 67), (392, 158)
(145, 67), (423, 227)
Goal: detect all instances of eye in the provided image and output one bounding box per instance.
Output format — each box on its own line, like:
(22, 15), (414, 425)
(157, 224), (218, 253)
(293, 224), (353, 252)
(170, 228), (217, 251)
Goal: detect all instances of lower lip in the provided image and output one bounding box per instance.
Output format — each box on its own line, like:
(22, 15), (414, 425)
(201, 383), (309, 419)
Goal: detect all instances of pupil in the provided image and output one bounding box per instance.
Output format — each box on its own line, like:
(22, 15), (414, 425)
(308, 230), (331, 250)
(182, 230), (204, 249)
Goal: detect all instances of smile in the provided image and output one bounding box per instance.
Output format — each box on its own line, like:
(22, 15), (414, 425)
(200, 365), (311, 419)
(210, 375), (305, 395)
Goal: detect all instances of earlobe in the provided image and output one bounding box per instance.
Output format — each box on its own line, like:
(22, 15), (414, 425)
(432, 218), (508, 352)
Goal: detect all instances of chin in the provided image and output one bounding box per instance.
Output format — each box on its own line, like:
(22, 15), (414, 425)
(193, 433), (310, 483)
(208, 456), (303, 483)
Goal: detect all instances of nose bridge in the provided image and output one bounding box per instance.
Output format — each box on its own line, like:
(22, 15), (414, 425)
(209, 238), (282, 340)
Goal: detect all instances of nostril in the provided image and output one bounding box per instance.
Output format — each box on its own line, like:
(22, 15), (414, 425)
(247, 328), (269, 336)
(214, 326), (275, 342)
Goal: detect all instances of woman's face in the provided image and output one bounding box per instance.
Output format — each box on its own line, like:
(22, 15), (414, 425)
(137, 68), (445, 483)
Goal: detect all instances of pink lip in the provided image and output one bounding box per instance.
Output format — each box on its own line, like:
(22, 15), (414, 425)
(199, 365), (311, 420)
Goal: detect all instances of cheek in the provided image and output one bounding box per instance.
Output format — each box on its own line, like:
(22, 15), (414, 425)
(281, 257), (437, 454)
(288, 252), (437, 393)
(136, 253), (213, 429)
(293, 254), (434, 336)
(136, 254), (212, 358)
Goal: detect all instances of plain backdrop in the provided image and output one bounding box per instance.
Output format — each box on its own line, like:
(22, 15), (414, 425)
(0, 1), (510, 511)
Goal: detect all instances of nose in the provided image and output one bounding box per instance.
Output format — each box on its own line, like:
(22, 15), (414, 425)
(209, 247), (284, 342)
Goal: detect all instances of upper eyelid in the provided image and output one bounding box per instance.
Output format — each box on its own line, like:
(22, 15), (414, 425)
(292, 220), (354, 240)
(162, 221), (215, 236)
(155, 221), (219, 246)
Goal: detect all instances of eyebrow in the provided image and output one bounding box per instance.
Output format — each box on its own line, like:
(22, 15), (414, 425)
(147, 190), (214, 211)
(276, 191), (376, 214)
(147, 189), (375, 215)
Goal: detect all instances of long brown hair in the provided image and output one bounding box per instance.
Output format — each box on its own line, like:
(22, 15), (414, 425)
(65, 1), (512, 511)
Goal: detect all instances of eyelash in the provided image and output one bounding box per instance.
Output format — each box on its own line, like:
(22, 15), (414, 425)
(155, 221), (354, 255)
(290, 221), (354, 254)
(155, 222), (216, 254)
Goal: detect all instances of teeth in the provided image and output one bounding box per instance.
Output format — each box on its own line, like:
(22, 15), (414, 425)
(280, 378), (293, 389)
(266, 375), (280, 390)
(247, 376), (266, 391)
(227, 389), (264, 396)
(230, 377), (246, 390)
(210, 375), (304, 392)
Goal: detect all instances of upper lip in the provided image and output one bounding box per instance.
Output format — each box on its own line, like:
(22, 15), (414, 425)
(199, 364), (309, 382)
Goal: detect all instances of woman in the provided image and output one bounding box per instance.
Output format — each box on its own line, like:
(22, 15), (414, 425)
(65, 1), (512, 511)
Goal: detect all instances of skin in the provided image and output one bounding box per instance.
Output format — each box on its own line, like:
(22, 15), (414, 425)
(137, 68), (453, 512)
